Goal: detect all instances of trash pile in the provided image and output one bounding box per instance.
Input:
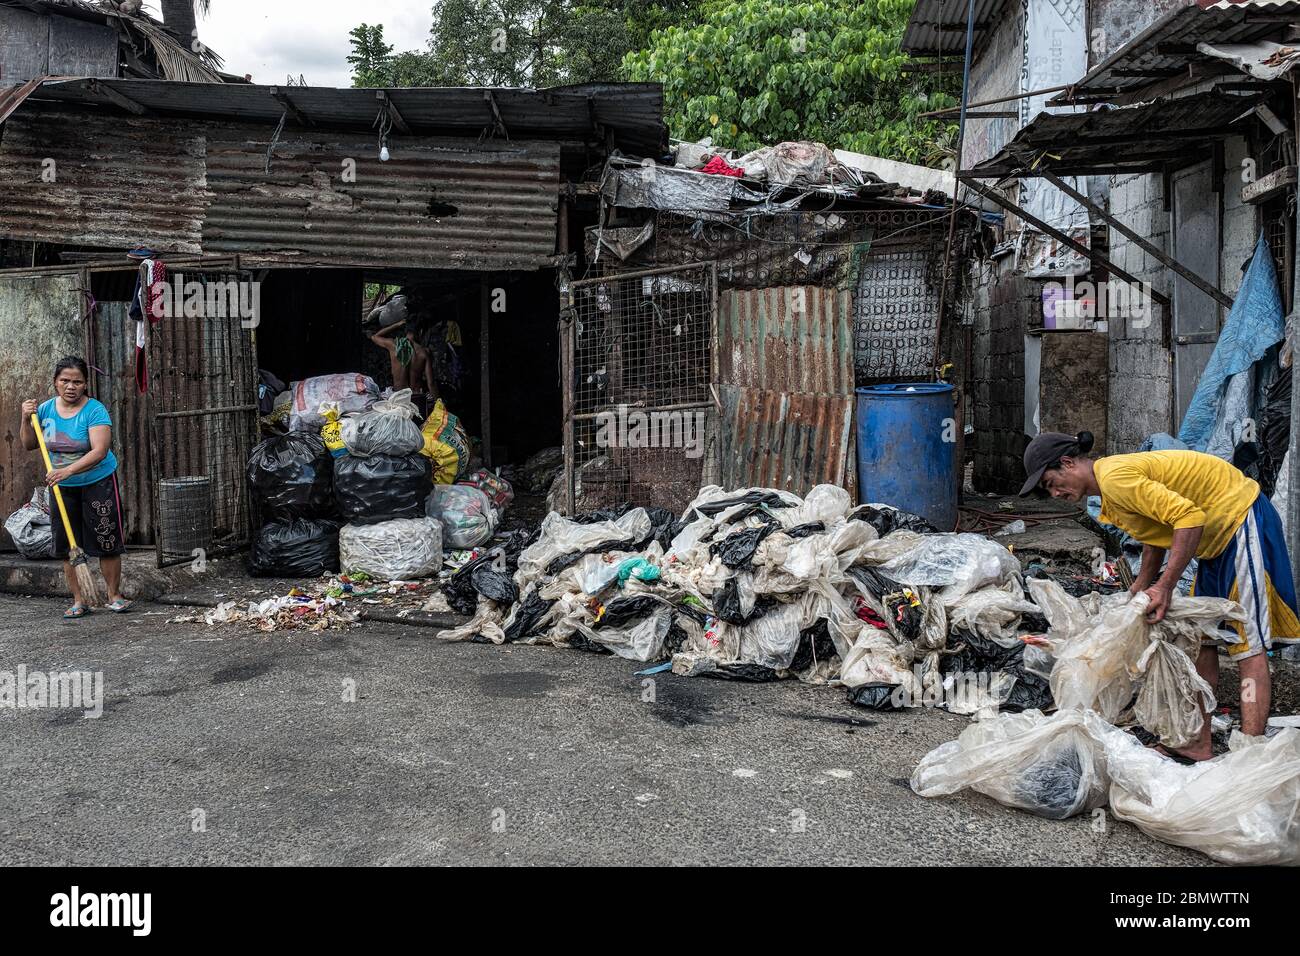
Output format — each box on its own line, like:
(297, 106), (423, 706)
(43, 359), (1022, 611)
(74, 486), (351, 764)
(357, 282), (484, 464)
(181, 574), (447, 632)
(245, 376), (516, 583)
(434, 483), (1053, 716)
(911, 583), (1300, 865)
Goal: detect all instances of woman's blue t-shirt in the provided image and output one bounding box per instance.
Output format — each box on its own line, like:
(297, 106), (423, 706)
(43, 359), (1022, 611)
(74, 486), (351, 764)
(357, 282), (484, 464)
(37, 397), (118, 486)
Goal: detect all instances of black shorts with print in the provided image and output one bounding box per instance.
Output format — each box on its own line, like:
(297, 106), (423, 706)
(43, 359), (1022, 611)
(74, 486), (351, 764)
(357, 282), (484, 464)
(50, 472), (126, 558)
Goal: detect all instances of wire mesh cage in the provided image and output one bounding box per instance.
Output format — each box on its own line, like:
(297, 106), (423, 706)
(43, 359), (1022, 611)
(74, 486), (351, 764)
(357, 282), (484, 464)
(566, 262), (716, 514)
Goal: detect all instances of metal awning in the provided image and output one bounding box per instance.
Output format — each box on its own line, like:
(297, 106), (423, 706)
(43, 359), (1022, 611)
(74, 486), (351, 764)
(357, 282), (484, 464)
(900, 0), (1012, 57)
(1051, 0), (1300, 104)
(9, 77), (668, 158)
(966, 89), (1265, 178)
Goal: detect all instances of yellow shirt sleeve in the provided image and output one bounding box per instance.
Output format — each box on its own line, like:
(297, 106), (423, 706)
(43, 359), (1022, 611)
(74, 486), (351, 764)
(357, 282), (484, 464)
(1104, 469), (1207, 531)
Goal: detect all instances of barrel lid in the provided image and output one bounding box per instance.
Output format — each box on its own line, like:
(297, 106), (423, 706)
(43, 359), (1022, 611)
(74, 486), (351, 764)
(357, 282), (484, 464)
(855, 382), (954, 396)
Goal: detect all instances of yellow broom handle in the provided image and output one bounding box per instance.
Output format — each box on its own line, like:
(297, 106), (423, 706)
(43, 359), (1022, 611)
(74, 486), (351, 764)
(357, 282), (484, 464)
(30, 412), (81, 551)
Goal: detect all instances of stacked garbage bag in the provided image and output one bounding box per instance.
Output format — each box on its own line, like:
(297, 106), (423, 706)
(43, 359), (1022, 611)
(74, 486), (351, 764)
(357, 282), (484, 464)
(434, 483), (1048, 710)
(331, 389), (440, 580)
(245, 432), (341, 577)
(911, 581), (1300, 865)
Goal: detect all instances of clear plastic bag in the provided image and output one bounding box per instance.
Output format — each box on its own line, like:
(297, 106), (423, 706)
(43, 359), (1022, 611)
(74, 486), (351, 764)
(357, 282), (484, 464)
(289, 373), (379, 430)
(911, 709), (1112, 820)
(1104, 726), (1300, 865)
(879, 532), (1021, 604)
(4, 487), (53, 559)
(341, 410), (424, 458)
(426, 484), (498, 549)
(339, 517), (443, 580)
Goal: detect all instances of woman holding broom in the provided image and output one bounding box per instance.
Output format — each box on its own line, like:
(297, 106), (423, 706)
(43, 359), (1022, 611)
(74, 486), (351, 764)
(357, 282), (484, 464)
(19, 356), (130, 618)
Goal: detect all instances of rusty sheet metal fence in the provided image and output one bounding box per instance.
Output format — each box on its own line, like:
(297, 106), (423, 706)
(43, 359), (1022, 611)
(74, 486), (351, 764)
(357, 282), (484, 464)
(149, 278), (259, 567)
(716, 286), (856, 496)
(0, 270), (86, 548)
(564, 263), (717, 514)
(90, 301), (156, 546)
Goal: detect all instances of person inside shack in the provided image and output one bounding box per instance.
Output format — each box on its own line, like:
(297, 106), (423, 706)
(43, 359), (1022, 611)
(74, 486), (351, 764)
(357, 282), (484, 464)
(365, 293), (437, 418)
(18, 356), (131, 618)
(1021, 430), (1297, 761)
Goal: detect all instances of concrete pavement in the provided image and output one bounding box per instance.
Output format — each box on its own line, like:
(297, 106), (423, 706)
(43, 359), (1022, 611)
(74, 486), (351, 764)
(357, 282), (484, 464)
(0, 594), (1203, 865)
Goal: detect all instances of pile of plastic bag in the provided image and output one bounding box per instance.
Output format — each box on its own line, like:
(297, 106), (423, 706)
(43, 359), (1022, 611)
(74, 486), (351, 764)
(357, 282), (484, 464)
(434, 484), (1051, 714)
(911, 582), (1300, 865)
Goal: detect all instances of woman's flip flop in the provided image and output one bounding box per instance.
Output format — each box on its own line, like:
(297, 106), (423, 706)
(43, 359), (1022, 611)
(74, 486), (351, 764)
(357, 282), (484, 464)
(106, 597), (133, 613)
(63, 604), (89, 619)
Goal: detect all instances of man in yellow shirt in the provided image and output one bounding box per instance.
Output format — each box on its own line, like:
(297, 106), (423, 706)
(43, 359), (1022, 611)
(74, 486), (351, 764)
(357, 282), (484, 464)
(1021, 431), (1298, 760)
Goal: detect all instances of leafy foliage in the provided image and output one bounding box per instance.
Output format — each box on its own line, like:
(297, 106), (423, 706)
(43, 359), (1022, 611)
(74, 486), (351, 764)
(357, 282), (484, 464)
(623, 0), (958, 164)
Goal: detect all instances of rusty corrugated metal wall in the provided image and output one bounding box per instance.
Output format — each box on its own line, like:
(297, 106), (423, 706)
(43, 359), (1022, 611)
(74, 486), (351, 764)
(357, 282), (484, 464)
(90, 300), (154, 546)
(0, 270), (86, 548)
(715, 286), (857, 497)
(0, 110), (562, 271)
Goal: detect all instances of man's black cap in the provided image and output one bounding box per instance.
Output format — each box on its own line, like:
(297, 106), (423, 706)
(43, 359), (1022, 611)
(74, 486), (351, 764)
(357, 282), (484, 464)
(1019, 431), (1087, 496)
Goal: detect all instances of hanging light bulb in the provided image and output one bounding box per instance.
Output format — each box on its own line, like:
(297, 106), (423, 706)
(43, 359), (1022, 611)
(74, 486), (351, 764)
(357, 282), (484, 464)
(379, 144), (391, 162)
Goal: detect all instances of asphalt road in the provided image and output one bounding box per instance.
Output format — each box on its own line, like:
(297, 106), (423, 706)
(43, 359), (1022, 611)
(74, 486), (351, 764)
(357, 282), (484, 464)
(0, 594), (1201, 866)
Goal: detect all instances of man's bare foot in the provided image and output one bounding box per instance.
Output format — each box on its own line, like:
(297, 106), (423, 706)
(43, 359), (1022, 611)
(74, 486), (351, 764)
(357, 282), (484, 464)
(1150, 743), (1212, 764)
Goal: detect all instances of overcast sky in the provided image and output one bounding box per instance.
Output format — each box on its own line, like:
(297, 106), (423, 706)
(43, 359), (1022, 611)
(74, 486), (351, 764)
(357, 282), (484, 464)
(143, 1), (435, 88)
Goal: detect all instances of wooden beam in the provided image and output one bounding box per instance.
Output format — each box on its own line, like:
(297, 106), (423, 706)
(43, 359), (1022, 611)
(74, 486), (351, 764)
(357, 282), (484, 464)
(957, 175), (1171, 309)
(960, 111), (1020, 119)
(269, 86), (311, 126)
(1242, 164), (1297, 205)
(377, 91), (411, 135)
(918, 83), (1072, 117)
(88, 79), (146, 115)
(480, 277), (492, 468)
(1040, 169), (1235, 310)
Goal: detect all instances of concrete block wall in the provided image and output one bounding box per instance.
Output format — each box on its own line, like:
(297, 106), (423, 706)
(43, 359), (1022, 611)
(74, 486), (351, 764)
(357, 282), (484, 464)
(1222, 135), (1261, 296)
(971, 256), (1039, 492)
(1106, 172), (1174, 452)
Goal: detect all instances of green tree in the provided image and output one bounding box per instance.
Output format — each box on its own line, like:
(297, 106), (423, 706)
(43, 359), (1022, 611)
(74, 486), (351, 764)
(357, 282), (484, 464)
(623, 0), (958, 165)
(348, 24), (396, 87)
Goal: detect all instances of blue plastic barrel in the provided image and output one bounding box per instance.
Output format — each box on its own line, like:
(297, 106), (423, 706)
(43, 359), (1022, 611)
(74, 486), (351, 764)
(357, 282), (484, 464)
(855, 383), (957, 531)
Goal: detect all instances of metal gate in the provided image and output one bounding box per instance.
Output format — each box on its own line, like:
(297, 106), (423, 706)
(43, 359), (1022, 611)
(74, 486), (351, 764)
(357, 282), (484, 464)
(149, 272), (259, 567)
(563, 262), (717, 514)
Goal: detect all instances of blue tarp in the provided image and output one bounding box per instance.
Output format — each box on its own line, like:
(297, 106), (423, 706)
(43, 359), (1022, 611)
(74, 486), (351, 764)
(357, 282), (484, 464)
(1178, 232), (1285, 451)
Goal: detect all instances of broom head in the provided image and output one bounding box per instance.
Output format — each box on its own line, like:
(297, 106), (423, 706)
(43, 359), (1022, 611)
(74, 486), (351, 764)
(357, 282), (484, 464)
(68, 548), (105, 607)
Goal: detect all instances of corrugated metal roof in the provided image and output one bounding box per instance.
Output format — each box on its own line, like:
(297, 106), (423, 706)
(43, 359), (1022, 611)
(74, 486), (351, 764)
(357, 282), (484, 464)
(18, 77), (667, 157)
(0, 109), (563, 270)
(968, 88), (1265, 177)
(901, 0), (1014, 57)
(0, 77), (46, 124)
(716, 287), (856, 496)
(1055, 0), (1300, 101)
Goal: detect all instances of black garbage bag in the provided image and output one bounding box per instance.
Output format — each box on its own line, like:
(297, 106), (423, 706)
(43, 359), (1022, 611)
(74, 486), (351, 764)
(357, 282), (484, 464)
(503, 587), (554, 643)
(664, 619), (689, 656)
(690, 490), (795, 520)
(1234, 364), (1291, 496)
(942, 626), (1053, 713)
(782, 521), (826, 539)
(471, 563), (518, 604)
(333, 452), (431, 524)
(598, 595), (665, 630)
(789, 620), (837, 672)
(248, 518), (340, 577)
(850, 504), (938, 535)
(711, 577), (779, 626)
(710, 524), (777, 569)
(705, 663), (782, 682)
(246, 432), (335, 520)
(644, 506), (685, 550)
(846, 683), (905, 711)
